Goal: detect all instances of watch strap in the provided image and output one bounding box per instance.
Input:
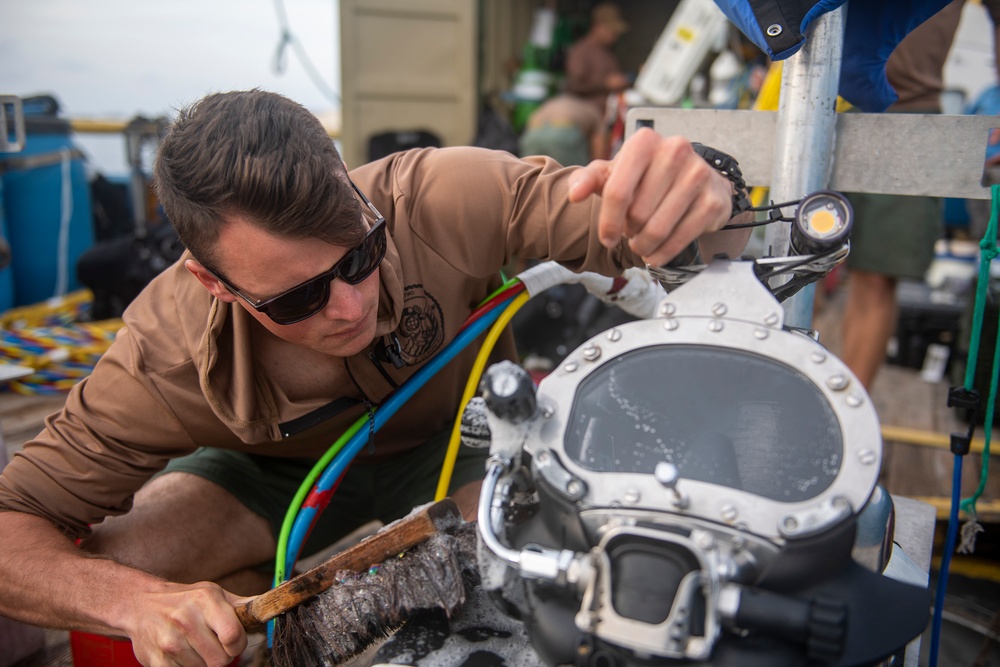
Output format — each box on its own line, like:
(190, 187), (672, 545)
(691, 142), (752, 218)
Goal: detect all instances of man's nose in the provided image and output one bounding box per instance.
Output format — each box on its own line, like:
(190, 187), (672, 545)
(322, 277), (364, 320)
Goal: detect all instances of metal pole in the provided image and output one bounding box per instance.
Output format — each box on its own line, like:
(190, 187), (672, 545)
(125, 125), (148, 240)
(763, 5), (846, 329)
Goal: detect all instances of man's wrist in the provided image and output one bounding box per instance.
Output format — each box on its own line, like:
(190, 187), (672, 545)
(691, 142), (752, 218)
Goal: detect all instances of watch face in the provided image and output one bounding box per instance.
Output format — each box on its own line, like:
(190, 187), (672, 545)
(562, 345), (842, 503)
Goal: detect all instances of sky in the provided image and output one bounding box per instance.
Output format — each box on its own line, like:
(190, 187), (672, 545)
(1, 0), (342, 174)
(3, 0), (997, 175)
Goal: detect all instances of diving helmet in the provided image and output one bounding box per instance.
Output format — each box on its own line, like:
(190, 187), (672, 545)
(472, 260), (930, 667)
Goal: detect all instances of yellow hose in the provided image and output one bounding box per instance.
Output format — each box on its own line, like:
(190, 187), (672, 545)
(434, 292), (531, 500)
(882, 425), (997, 456)
(930, 552), (1000, 583)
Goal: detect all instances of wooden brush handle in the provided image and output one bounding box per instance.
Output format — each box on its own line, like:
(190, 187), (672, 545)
(234, 498), (462, 629)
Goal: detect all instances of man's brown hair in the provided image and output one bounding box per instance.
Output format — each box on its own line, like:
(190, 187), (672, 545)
(153, 89), (364, 268)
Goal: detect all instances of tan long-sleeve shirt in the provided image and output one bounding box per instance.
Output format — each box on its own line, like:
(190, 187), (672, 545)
(0, 146), (641, 538)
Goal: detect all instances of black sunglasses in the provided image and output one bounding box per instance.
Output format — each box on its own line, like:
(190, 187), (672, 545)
(208, 180), (387, 325)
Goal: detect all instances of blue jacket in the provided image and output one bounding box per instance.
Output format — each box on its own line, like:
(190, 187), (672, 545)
(713, 0), (951, 112)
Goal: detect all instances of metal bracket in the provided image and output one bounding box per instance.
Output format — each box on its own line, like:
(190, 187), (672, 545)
(627, 107), (998, 200)
(1, 95), (26, 153)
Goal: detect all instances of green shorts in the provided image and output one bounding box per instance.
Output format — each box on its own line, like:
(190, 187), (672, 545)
(846, 192), (943, 281)
(161, 432), (489, 557)
(519, 125), (590, 167)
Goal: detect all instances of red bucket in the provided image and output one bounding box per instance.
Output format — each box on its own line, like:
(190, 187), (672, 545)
(70, 631), (240, 667)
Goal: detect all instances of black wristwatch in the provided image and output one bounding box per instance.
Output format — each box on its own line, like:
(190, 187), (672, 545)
(691, 142), (752, 218)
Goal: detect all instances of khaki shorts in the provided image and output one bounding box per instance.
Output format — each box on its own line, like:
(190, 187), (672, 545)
(161, 431), (489, 557)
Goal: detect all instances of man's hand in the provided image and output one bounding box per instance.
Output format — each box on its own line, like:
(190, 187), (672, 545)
(121, 581), (249, 667)
(568, 128), (735, 267)
(0, 511), (250, 667)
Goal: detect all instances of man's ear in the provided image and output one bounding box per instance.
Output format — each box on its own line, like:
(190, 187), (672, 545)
(185, 259), (238, 303)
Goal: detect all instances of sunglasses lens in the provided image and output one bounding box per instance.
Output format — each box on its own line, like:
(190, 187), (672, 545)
(340, 222), (387, 285)
(265, 280), (331, 325)
(263, 222), (385, 324)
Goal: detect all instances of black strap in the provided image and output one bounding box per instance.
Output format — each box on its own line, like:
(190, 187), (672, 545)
(691, 142), (752, 218)
(279, 396), (361, 438)
(747, 0), (812, 56)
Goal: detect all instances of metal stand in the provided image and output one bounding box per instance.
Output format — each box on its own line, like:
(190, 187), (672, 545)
(890, 496), (938, 667)
(622, 8), (973, 665)
(764, 7), (845, 328)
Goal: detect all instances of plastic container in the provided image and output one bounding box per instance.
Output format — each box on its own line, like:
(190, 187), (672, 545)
(70, 631), (241, 667)
(0, 95), (94, 307)
(0, 177), (13, 313)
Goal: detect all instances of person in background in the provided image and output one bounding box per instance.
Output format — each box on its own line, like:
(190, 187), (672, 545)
(519, 93), (608, 165)
(964, 83), (1000, 239)
(841, 0), (1000, 389)
(564, 2), (631, 117)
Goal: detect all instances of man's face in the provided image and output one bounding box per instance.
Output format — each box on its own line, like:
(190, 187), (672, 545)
(193, 213), (381, 358)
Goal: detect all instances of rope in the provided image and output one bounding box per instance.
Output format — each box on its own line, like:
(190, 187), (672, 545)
(56, 147), (73, 298)
(931, 184), (1000, 667)
(0, 290), (121, 394)
(959, 184), (999, 527)
(270, 0), (340, 105)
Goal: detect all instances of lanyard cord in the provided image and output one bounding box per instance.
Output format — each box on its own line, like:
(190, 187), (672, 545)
(958, 185), (999, 521)
(930, 184), (1000, 667)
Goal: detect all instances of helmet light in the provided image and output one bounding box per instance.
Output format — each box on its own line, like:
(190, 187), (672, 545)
(791, 190), (853, 255)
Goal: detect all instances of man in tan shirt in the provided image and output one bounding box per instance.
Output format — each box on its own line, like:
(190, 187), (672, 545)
(0, 89), (749, 666)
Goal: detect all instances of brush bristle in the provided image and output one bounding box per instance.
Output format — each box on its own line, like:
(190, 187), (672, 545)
(271, 522), (479, 667)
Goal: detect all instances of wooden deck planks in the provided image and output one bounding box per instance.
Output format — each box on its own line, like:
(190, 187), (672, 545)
(813, 283), (1000, 521)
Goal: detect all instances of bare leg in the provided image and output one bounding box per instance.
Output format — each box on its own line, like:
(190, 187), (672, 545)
(81, 472), (275, 595)
(841, 269), (898, 390)
(450, 480), (483, 522)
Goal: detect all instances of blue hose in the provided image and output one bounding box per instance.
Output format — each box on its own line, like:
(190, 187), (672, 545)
(282, 294), (516, 574)
(929, 453), (963, 667)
